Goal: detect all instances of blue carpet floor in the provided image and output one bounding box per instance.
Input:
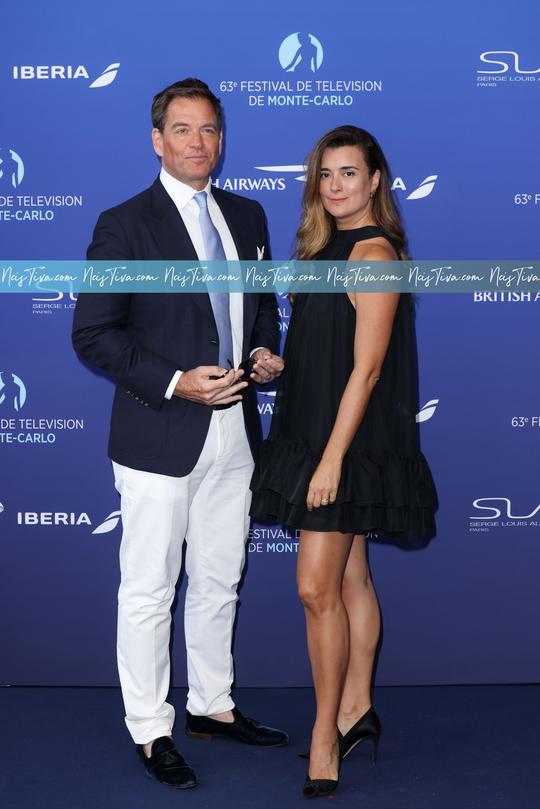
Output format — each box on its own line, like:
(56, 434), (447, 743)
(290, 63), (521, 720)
(1, 685), (539, 809)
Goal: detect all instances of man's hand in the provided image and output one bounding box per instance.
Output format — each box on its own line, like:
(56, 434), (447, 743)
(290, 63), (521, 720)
(173, 366), (248, 406)
(250, 348), (284, 384)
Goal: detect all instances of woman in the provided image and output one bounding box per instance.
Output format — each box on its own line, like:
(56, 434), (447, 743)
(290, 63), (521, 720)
(250, 126), (437, 798)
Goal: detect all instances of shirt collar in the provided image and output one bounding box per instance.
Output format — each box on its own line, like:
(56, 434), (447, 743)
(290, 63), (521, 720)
(160, 167), (212, 210)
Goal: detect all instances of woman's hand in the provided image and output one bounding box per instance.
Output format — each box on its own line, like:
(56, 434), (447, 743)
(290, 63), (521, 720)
(306, 457), (342, 511)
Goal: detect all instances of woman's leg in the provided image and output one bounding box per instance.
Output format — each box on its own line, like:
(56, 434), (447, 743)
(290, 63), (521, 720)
(338, 534), (381, 734)
(297, 529), (354, 779)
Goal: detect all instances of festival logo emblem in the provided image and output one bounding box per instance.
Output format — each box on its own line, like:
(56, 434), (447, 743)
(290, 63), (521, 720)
(0, 148), (24, 188)
(218, 34), (380, 106)
(278, 33), (324, 73)
(0, 372), (27, 412)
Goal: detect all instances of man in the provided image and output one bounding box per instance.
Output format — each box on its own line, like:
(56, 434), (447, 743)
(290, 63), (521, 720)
(72, 78), (286, 789)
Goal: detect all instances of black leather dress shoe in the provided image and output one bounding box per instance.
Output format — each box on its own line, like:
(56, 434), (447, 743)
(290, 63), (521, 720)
(185, 707), (288, 747)
(136, 736), (197, 789)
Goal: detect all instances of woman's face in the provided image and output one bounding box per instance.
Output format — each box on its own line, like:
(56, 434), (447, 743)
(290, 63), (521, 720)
(319, 145), (380, 228)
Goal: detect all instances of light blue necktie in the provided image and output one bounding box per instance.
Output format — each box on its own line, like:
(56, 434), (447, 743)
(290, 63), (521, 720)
(194, 191), (234, 369)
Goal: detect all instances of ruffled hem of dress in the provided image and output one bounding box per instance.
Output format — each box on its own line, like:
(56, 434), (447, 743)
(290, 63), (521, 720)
(250, 438), (437, 543)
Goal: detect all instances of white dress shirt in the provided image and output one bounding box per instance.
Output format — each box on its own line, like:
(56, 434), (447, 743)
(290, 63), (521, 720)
(159, 167), (245, 399)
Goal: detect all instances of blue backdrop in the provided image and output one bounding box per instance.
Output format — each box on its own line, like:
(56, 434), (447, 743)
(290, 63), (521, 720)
(1, 0), (539, 687)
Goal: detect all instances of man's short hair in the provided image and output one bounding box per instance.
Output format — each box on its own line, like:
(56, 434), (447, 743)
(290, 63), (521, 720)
(151, 78), (223, 132)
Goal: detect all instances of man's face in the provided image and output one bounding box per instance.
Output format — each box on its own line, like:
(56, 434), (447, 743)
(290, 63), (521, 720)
(152, 96), (222, 189)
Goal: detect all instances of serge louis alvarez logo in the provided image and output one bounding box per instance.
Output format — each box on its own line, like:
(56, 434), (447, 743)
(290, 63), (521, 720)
(11, 62), (121, 88)
(477, 51), (540, 86)
(470, 497), (540, 531)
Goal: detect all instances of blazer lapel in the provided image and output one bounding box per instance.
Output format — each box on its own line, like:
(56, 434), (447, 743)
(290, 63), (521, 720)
(145, 177), (214, 320)
(145, 177), (198, 260)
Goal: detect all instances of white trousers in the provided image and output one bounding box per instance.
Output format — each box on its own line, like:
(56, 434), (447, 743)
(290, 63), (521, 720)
(112, 403), (254, 744)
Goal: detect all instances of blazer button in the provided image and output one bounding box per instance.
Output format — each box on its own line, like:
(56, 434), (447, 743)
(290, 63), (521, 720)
(210, 338), (218, 345)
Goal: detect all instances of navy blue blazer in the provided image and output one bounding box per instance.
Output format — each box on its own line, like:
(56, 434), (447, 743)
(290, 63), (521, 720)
(72, 177), (279, 476)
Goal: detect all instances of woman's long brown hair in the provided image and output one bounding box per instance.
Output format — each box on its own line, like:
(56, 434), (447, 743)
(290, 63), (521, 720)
(295, 125), (408, 259)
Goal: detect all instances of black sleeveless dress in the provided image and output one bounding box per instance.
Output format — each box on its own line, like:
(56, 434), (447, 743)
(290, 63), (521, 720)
(249, 226), (437, 543)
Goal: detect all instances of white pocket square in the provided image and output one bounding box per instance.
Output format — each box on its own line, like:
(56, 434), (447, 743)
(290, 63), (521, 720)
(257, 245), (265, 260)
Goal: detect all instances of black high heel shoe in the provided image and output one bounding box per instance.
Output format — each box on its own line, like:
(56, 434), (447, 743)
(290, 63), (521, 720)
(299, 706), (381, 763)
(303, 773), (339, 799)
(340, 706), (381, 763)
(302, 742), (340, 799)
